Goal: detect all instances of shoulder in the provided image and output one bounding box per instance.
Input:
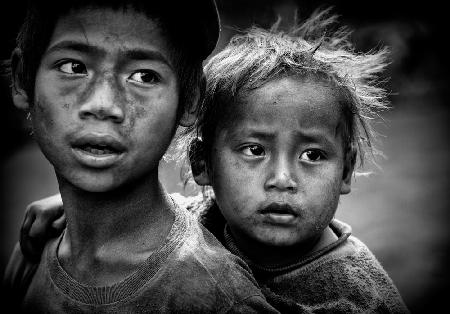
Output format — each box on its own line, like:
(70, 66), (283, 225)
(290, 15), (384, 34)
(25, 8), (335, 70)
(334, 236), (409, 312)
(267, 234), (409, 313)
(314, 221), (398, 291)
(298, 235), (409, 313)
(175, 211), (258, 290)
(170, 192), (214, 219)
(336, 235), (396, 286)
(171, 192), (226, 240)
(163, 210), (277, 312)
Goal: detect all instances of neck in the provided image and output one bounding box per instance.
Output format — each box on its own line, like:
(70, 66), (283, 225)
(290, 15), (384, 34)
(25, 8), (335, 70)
(56, 170), (175, 284)
(228, 226), (337, 268)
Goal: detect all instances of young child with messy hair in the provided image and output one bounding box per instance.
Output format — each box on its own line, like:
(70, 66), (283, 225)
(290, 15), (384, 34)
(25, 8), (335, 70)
(18, 9), (409, 313)
(183, 10), (409, 313)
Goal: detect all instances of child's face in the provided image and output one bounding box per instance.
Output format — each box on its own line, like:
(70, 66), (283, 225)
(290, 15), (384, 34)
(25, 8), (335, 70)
(27, 7), (180, 192)
(208, 76), (352, 248)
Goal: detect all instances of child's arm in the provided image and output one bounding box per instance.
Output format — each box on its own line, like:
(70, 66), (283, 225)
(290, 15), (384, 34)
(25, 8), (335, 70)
(20, 194), (65, 262)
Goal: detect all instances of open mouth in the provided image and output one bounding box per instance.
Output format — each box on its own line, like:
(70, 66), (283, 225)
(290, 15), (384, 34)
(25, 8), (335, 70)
(74, 143), (121, 155)
(71, 134), (126, 168)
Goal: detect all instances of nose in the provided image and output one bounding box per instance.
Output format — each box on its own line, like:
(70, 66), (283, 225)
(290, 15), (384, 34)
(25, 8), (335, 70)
(78, 79), (125, 123)
(264, 155), (298, 193)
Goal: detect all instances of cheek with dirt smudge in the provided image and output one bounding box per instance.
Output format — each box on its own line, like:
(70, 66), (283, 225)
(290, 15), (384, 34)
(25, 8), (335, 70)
(134, 103), (147, 119)
(112, 88), (148, 138)
(120, 97), (139, 138)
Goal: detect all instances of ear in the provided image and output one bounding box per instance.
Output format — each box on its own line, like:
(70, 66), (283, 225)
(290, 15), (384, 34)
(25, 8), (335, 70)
(11, 48), (31, 111)
(192, 161), (211, 186)
(189, 138), (211, 186)
(340, 145), (356, 195)
(179, 74), (205, 127)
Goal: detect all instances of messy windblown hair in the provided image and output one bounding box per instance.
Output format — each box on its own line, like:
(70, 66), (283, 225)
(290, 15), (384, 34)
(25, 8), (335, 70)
(181, 8), (390, 186)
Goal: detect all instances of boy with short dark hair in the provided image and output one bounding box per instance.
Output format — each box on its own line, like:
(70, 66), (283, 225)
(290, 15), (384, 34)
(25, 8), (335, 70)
(3, 1), (278, 312)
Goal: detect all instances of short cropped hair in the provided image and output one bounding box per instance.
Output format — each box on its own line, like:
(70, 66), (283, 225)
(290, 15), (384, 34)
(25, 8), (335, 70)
(185, 8), (389, 179)
(14, 0), (204, 119)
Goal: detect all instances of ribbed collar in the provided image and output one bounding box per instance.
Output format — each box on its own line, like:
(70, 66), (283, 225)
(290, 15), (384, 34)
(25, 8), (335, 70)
(46, 202), (188, 305)
(223, 219), (351, 278)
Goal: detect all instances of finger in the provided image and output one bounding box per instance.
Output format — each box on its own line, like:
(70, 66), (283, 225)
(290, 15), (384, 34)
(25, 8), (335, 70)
(52, 213), (67, 230)
(47, 194), (63, 208)
(29, 215), (54, 239)
(46, 194), (64, 216)
(28, 194), (63, 217)
(36, 194), (64, 218)
(21, 210), (36, 238)
(26, 195), (64, 237)
(21, 213), (32, 235)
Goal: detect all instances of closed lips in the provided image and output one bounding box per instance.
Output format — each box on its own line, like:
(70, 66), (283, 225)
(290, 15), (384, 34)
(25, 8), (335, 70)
(259, 203), (299, 216)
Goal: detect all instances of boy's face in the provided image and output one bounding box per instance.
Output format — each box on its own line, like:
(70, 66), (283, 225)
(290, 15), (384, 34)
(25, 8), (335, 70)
(208, 76), (353, 248)
(24, 7), (180, 192)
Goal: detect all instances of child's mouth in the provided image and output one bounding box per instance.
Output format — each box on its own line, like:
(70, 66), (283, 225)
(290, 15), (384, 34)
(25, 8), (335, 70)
(259, 203), (299, 224)
(264, 212), (297, 224)
(77, 144), (120, 155)
(71, 134), (126, 168)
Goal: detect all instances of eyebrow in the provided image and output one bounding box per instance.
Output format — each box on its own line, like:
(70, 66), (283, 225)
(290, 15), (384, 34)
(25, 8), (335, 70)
(46, 40), (103, 56)
(226, 128), (276, 141)
(122, 49), (173, 69)
(243, 130), (276, 141)
(45, 40), (173, 69)
(229, 127), (337, 147)
(297, 132), (335, 147)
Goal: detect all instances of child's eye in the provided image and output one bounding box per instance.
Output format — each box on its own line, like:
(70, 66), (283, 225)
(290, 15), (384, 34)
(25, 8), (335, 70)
(300, 149), (325, 162)
(58, 61), (87, 75)
(240, 145), (265, 157)
(128, 70), (160, 85)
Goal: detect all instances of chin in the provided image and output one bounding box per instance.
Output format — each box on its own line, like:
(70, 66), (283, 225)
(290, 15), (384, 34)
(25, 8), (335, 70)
(80, 184), (116, 193)
(254, 227), (303, 248)
(66, 174), (121, 193)
(73, 182), (118, 193)
(262, 237), (302, 248)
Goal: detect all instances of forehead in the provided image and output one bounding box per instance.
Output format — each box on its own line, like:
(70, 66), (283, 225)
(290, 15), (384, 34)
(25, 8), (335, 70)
(223, 76), (344, 132)
(47, 6), (172, 60)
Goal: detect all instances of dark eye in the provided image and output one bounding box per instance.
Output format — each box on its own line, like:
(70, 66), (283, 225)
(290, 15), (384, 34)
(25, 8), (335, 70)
(241, 145), (265, 157)
(128, 70), (160, 84)
(58, 61), (87, 75)
(300, 149), (325, 162)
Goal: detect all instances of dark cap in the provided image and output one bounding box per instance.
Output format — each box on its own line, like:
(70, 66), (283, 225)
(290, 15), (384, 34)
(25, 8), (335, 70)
(171, 0), (221, 59)
(26, 0), (220, 61)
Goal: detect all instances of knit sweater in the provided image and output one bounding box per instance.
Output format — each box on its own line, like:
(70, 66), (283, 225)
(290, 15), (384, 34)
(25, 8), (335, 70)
(4, 202), (278, 313)
(184, 194), (410, 314)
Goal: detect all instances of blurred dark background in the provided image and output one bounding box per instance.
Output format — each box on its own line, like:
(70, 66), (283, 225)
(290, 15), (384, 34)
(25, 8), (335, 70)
(1, 1), (448, 312)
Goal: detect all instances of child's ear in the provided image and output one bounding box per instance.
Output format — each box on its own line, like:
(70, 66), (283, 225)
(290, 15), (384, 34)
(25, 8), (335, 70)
(189, 138), (211, 186)
(341, 145), (356, 195)
(179, 74), (205, 127)
(192, 161), (211, 186)
(11, 48), (30, 110)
